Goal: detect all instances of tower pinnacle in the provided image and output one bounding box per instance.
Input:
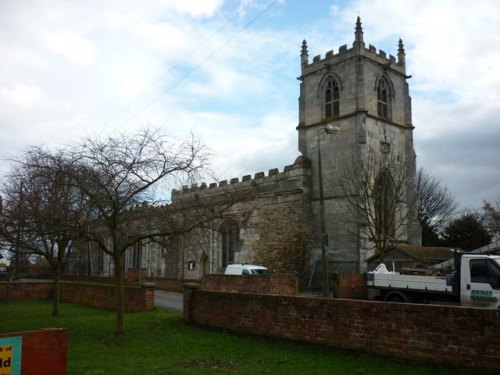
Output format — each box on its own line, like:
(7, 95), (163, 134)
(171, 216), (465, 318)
(301, 39), (309, 66)
(354, 16), (364, 49)
(397, 38), (406, 67)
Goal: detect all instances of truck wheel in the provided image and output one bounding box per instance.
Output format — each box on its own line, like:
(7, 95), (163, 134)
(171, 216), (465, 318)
(384, 292), (408, 303)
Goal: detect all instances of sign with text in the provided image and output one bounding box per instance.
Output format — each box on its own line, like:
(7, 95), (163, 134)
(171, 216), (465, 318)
(0, 337), (21, 375)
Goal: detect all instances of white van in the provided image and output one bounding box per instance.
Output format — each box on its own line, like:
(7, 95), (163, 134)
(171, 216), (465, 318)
(224, 264), (268, 275)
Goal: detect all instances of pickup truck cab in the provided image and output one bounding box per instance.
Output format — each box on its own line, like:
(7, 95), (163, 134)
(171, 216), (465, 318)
(461, 254), (500, 308)
(224, 264), (268, 275)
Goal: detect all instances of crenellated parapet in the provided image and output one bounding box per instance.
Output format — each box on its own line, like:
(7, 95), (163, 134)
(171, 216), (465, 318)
(171, 156), (311, 201)
(302, 43), (405, 76)
(300, 19), (406, 79)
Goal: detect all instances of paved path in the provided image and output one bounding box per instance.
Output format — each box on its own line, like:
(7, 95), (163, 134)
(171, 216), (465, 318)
(154, 290), (183, 312)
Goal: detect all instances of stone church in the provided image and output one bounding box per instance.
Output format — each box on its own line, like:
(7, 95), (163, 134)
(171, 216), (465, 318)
(74, 18), (421, 284)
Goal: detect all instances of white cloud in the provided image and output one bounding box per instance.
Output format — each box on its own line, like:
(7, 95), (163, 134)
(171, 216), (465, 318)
(43, 32), (97, 65)
(156, 0), (225, 18)
(0, 84), (44, 108)
(0, 0), (498, 210)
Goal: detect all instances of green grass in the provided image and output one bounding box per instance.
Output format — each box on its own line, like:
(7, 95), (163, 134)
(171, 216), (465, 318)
(0, 301), (476, 375)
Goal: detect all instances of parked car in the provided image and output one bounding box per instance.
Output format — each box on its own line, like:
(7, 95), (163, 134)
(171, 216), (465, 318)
(0, 267), (7, 279)
(224, 264), (268, 275)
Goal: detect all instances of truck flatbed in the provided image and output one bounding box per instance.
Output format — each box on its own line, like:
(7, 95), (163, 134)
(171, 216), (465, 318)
(367, 273), (454, 293)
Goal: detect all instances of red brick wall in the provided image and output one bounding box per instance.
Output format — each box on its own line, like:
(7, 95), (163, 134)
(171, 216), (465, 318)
(0, 281), (154, 312)
(200, 274), (298, 295)
(184, 289), (500, 374)
(60, 281), (154, 312)
(1, 328), (67, 375)
(64, 272), (187, 291)
(0, 281), (52, 301)
(63, 274), (115, 284)
(138, 273), (357, 296)
(139, 277), (189, 292)
(127, 268), (149, 284)
(335, 273), (368, 299)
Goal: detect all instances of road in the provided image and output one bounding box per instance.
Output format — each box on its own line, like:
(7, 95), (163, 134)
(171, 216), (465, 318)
(154, 290), (183, 312)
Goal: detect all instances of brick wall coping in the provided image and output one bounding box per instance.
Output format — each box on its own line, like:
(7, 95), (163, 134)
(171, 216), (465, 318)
(0, 278), (52, 284)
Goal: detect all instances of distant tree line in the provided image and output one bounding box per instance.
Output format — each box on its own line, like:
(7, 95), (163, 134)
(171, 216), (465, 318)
(417, 168), (497, 250)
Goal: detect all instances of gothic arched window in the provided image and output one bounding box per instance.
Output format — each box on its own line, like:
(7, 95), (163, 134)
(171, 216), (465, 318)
(325, 78), (340, 118)
(220, 219), (240, 267)
(374, 169), (395, 238)
(377, 78), (390, 119)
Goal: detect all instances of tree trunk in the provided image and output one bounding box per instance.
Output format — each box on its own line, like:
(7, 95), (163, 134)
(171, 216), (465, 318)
(51, 266), (61, 316)
(114, 253), (126, 336)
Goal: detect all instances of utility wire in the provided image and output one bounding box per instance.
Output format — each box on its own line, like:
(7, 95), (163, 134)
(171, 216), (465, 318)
(106, 0), (278, 129)
(103, 2), (255, 127)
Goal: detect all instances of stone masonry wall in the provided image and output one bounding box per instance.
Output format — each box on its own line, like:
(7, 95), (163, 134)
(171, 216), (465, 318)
(184, 289), (500, 374)
(250, 194), (312, 283)
(172, 156), (313, 281)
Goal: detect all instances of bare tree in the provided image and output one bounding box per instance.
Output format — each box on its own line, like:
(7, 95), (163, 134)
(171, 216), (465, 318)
(0, 147), (86, 315)
(69, 128), (251, 335)
(482, 198), (500, 239)
(68, 129), (205, 335)
(337, 147), (418, 261)
(416, 168), (457, 246)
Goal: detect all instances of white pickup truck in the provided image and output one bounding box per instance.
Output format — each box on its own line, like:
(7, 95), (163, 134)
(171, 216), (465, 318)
(366, 254), (500, 308)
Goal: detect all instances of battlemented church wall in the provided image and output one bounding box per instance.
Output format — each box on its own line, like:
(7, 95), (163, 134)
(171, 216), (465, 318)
(170, 157), (314, 281)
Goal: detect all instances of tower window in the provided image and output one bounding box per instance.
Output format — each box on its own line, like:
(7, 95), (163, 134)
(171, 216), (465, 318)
(377, 79), (390, 118)
(325, 78), (340, 118)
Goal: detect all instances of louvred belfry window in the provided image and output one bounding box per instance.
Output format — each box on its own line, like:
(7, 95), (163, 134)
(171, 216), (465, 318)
(377, 79), (389, 118)
(325, 78), (340, 118)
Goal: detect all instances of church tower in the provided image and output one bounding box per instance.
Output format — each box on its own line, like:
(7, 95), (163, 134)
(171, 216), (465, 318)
(297, 18), (421, 273)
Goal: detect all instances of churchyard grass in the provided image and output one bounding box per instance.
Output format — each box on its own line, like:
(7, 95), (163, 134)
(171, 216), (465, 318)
(1, 301), (475, 375)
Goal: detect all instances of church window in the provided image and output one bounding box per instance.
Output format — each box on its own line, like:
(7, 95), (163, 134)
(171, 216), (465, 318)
(377, 78), (390, 119)
(221, 220), (240, 267)
(325, 78), (340, 118)
(132, 241), (143, 269)
(374, 169), (395, 239)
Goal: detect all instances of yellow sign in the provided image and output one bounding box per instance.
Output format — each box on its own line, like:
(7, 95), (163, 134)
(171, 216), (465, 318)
(0, 337), (21, 375)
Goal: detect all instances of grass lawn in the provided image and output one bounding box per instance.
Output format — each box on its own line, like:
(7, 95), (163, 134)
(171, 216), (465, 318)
(1, 301), (476, 375)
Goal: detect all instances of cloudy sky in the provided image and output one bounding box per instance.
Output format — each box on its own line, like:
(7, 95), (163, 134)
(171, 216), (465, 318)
(1, 0), (499, 209)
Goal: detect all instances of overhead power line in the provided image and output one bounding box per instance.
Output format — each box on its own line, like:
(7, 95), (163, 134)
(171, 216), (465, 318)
(104, 0), (278, 129)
